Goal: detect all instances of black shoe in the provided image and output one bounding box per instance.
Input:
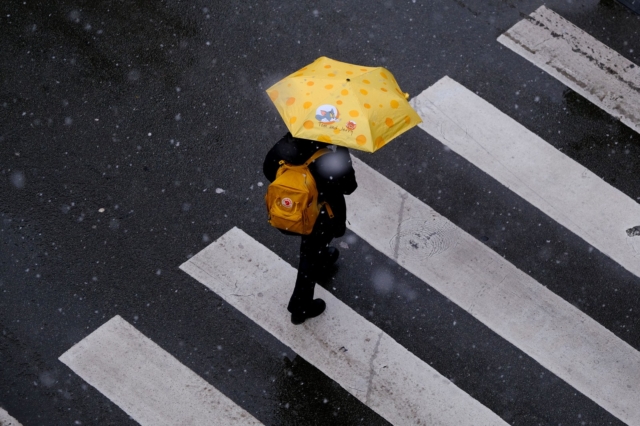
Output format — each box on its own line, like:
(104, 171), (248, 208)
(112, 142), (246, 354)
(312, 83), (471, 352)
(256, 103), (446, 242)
(290, 299), (326, 325)
(321, 246), (339, 266)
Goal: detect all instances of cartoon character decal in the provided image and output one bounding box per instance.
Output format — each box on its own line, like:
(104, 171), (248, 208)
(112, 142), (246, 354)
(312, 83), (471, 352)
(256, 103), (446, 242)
(315, 105), (340, 124)
(345, 120), (357, 131)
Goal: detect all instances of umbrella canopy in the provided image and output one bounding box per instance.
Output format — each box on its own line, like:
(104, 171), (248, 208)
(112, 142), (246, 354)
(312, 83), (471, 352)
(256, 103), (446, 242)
(266, 57), (422, 153)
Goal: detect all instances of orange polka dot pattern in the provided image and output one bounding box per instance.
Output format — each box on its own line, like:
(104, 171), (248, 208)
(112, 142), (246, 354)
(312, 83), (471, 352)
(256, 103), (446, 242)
(265, 56), (422, 153)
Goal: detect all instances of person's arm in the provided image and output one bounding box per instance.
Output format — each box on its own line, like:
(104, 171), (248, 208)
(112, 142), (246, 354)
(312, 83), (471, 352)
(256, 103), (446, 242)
(336, 147), (357, 195)
(325, 193), (347, 238)
(263, 134), (291, 182)
(263, 147), (280, 183)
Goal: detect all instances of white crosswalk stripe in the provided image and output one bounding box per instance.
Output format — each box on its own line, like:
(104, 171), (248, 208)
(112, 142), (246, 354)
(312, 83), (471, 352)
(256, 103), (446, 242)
(59, 316), (263, 426)
(346, 156), (640, 425)
(410, 76), (640, 279)
(0, 408), (23, 426)
(180, 227), (508, 426)
(498, 5), (640, 135)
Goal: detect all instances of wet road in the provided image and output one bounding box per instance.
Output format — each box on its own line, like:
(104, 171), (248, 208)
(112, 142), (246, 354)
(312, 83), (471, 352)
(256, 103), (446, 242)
(1, 0), (640, 425)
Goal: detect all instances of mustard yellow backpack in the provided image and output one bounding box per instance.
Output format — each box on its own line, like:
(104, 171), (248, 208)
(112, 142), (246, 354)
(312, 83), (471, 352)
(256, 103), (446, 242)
(265, 148), (334, 235)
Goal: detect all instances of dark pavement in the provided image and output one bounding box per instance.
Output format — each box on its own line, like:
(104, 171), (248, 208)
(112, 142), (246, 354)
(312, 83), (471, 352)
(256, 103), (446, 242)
(1, 0), (639, 425)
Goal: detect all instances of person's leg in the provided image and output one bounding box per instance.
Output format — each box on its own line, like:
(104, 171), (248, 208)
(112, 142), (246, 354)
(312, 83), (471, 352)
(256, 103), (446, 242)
(287, 210), (334, 322)
(287, 240), (315, 315)
(305, 214), (336, 273)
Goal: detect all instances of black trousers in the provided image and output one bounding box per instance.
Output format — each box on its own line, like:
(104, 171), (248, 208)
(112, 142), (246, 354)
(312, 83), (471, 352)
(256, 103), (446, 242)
(287, 209), (335, 314)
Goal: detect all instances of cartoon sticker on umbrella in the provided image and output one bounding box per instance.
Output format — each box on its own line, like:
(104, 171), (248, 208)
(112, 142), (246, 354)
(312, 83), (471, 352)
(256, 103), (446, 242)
(315, 105), (339, 124)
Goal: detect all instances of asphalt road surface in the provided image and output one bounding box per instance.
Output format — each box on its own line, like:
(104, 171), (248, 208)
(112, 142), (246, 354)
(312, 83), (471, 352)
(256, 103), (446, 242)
(1, 0), (640, 425)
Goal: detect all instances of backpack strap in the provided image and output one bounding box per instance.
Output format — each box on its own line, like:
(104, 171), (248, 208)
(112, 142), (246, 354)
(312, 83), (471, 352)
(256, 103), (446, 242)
(307, 148), (333, 218)
(277, 147), (330, 168)
(303, 148), (331, 166)
(322, 201), (334, 219)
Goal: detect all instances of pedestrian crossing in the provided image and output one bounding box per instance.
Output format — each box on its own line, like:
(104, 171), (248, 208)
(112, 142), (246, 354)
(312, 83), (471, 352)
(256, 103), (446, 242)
(180, 227), (508, 426)
(497, 6), (640, 135)
(59, 315), (263, 426)
(347, 156), (640, 425)
(51, 5), (640, 426)
(410, 76), (640, 280)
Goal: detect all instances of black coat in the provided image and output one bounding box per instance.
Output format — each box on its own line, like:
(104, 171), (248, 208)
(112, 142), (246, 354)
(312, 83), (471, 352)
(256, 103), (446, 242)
(263, 133), (357, 237)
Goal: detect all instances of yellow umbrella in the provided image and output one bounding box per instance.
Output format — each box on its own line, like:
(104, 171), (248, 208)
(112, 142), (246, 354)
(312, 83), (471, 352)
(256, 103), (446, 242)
(266, 56), (422, 153)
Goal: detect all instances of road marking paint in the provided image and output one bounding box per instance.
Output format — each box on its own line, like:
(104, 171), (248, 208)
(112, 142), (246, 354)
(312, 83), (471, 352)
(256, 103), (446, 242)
(59, 316), (263, 426)
(498, 5), (640, 134)
(346, 156), (640, 426)
(410, 76), (640, 280)
(0, 408), (23, 426)
(180, 227), (507, 426)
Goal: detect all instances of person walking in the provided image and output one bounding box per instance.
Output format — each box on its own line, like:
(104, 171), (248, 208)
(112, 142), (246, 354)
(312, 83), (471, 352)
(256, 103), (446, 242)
(264, 57), (420, 324)
(263, 132), (357, 325)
